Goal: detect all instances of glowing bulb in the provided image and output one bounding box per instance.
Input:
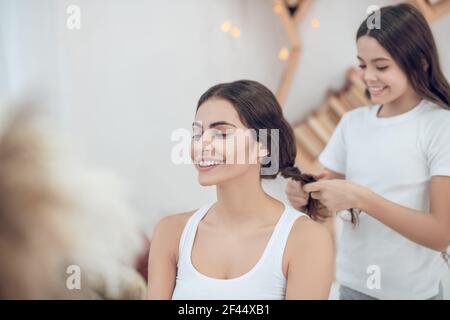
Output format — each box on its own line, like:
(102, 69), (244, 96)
(311, 17), (320, 29)
(221, 21), (232, 33)
(231, 27), (241, 38)
(273, 2), (283, 14)
(278, 47), (290, 60)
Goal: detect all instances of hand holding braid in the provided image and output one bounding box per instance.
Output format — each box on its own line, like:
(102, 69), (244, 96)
(282, 166), (359, 225)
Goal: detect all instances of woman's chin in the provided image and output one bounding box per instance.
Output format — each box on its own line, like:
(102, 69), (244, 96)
(196, 166), (252, 187)
(370, 95), (384, 104)
(369, 90), (396, 105)
(198, 179), (216, 186)
(197, 174), (234, 187)
(198, 175), (222, 186)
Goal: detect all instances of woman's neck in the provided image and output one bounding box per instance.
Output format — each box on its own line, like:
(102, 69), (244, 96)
(379, 89), (422, 118)
(212, 167), (282, 229)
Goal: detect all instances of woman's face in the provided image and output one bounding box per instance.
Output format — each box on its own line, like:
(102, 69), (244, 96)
(191, 98), (264, 186)
(357, 35), (412, 105)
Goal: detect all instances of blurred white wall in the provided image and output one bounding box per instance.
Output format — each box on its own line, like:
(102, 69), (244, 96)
(1, 0), (449, 299)
(0, 0), (287, 227)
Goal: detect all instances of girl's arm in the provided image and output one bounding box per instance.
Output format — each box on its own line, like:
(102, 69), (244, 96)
(303, 175), (450, 252)
(147, 215), (187, 299)
(285, 218), (334, 299)
(357, 175), (450, 252)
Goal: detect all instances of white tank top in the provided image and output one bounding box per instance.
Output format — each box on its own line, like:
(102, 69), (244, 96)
(171, 202), (308, 300)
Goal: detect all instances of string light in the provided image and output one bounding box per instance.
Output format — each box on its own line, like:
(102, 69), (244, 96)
(231, 27), (241, 38)
(311, 17), (320, 29)
(221, 21), (232, 33)
(278, 47), (289, 60)
(221, 21), (240, 38)
(273, 1), (283, 14)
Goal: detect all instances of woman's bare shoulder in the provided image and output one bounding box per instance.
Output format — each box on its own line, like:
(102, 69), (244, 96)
(291, 216), (332, 243)
(286, 216), (334, 257)
(150, 209), (198, 263)
(153, 209), (197, 237)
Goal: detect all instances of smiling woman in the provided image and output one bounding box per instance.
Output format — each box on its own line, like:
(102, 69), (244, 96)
(147, 80), (335, 300)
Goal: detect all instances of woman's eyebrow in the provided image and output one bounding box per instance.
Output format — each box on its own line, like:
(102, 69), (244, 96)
(357, 56), (390, 63)
(371, 57), (390, 62)
(192, 121), (237, 128)
(209, 121), (237, 128)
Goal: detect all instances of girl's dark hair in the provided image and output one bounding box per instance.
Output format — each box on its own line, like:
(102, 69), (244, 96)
(196, 80), (358, 223)
(357, 3), (449, 109)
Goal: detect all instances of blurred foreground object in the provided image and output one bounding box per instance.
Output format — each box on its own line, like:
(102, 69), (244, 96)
(0, 105), (146, 299)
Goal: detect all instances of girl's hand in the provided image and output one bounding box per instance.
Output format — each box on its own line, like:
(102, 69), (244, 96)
(285, 171), (332, 211)
(303, 179), (366, 213)
(285, 178), (309, 210)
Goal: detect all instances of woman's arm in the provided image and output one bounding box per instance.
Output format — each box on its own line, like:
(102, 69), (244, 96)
(147, 213), (192, 299)
(285, 219), (334, 299)
(147, 217), (178, 299)
(303, 176), (450, 252)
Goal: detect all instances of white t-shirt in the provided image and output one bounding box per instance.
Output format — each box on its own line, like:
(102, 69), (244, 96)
(319, 99), (450, 299)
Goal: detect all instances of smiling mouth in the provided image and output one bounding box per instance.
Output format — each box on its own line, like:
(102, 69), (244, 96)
(198, 160), (224, 167)
(368, 86), (388, 96)
(196, 160), (225, 169)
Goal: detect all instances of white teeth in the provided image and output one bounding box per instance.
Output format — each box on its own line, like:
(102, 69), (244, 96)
(198, 160), (223, 167)
(369, 86), (386, 93)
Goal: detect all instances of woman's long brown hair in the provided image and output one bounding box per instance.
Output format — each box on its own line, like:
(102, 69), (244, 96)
(197, 80), (359, 224)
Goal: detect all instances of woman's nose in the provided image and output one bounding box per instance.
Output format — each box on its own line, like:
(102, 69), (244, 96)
(364, 69), (378, 83)
(199, 133), (214, 152)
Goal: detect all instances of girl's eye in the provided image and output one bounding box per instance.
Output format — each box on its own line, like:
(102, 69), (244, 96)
(376, 66), (389, 71)
(358, 65), (367, 69)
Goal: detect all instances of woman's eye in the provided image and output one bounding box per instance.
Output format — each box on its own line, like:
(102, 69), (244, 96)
(214, 132), (228, 139)
(376, 66), (389, 71)
(358, 65), (367, 69)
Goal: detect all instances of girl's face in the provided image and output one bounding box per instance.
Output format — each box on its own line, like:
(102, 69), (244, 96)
(191, 98), (265, 186)
(357, 35), (412, 105)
